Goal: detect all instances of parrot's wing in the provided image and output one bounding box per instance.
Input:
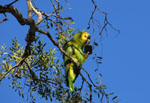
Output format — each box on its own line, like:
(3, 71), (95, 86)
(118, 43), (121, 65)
(64, 44), (75, 76)
(64, 44), (76, 92)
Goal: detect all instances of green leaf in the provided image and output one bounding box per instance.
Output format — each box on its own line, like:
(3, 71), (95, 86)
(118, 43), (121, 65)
(3, 52), (8, 55)
(1, 45), (5, 50)
(96, 82), (99, 84)
(99, 73), (102, 77)
(50, 23), (53, 28)
(112, 96), (117, 100)
(97, 56), (103, 59)
(106, 92), (114, 97)
(94, 42), (98, 46)
(22, 94), (24, 98)
(97, 62), (102, 64)
(19, 90), (21, 96)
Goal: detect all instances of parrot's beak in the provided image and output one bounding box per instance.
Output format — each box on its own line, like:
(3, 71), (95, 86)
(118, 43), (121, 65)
(84, 39), (92, 55)
(85, 35), (91, 45)
(87, 39), (90, 44)
(86, 38), (90, 45)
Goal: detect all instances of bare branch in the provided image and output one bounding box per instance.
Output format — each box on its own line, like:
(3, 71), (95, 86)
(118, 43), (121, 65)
(81, 67), (96, 87)
(80, 72), (92, 103)
(7, 0), (19, 6)
(27, 0), (43, 25)
(27, 0), (32, 19)
(87, 6), (96, 29)
(91, 0), (107, 15)
(90, 0), (120, 36)
(0, 5), (31, 25)
(0, 13), (7, 23)
(79, 79), (84, 94)
(99, 18), (108, 35)
(42, 12), (73, 20)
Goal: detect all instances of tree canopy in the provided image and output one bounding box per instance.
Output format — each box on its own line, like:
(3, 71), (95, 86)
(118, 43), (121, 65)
(0, 0), (119, 103)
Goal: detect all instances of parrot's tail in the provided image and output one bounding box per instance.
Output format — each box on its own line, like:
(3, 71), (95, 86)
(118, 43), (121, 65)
(69, 82), (74, 92)
(65, 73), (74, 92)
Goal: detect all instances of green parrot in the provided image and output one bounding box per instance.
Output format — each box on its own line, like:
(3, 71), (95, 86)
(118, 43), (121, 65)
(63, 31), (92, 92)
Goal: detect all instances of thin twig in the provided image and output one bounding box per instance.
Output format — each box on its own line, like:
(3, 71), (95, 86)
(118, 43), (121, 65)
(7, 0), (19, 6)
(99, 19), (108, 35)
(0, 57), (26, 81)
(24, 61), (38, 80)
(43, 13), (72, 20)
(41, 12), (72, 24)
(80, 72), (92, 103)
(87, 6), (96, 29)
(0, 13), (7, 23)
(91, 0), (107, 15)
(81, 67), (96, 87)
(79, 79), (84, 94)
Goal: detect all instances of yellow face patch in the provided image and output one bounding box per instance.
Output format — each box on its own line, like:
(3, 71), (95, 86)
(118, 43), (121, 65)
(81, 32), (90, 41)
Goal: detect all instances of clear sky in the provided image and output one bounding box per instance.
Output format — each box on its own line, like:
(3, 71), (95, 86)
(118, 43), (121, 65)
(0, 0), (150, 103)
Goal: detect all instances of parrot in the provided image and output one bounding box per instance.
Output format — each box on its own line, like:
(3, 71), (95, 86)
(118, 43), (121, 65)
(63, 31), (92, 92)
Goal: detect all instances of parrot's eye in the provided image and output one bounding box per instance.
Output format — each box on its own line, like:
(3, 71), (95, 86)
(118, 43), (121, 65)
(84, 35), (87, 38)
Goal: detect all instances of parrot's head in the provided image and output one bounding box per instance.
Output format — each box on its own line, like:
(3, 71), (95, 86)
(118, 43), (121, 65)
(73, 31), (92, 54)
(81, 32), (91, 45)
(81, 32), (92, 55)
(73, 31), (90, 45)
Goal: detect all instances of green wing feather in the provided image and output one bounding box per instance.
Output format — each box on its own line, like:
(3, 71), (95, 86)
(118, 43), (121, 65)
(63, 31), (91, 92)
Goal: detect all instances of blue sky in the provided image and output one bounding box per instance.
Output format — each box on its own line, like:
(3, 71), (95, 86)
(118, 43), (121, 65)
(1, 0), (150, 103)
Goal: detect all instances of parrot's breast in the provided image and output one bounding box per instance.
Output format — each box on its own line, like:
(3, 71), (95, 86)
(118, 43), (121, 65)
(74, 48), (85, 65)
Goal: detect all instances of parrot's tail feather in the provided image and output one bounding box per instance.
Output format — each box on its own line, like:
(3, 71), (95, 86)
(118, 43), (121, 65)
(65, 63), (70, 87)
(65, 75), (69, 87)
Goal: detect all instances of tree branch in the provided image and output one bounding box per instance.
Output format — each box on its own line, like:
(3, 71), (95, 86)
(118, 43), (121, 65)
(81, 67), (96, 87)
(90, 0), (120, 35)
(0, 5), (30, 25)
(91, 0), (107, 15)
(7, 0), (19, 6)
(87, 6), (96, 29)
(0, 3), (37, 79)
(79, 79), (84, 94)
(0, 57), (26, 81)
(24, 61), (38, 81)
(42, 12), (73, 20)
(27, 0), (32, 19)
(36, 28), (80, 67)
(27, 0), (43, 25)
(80, 72), (92, 103)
